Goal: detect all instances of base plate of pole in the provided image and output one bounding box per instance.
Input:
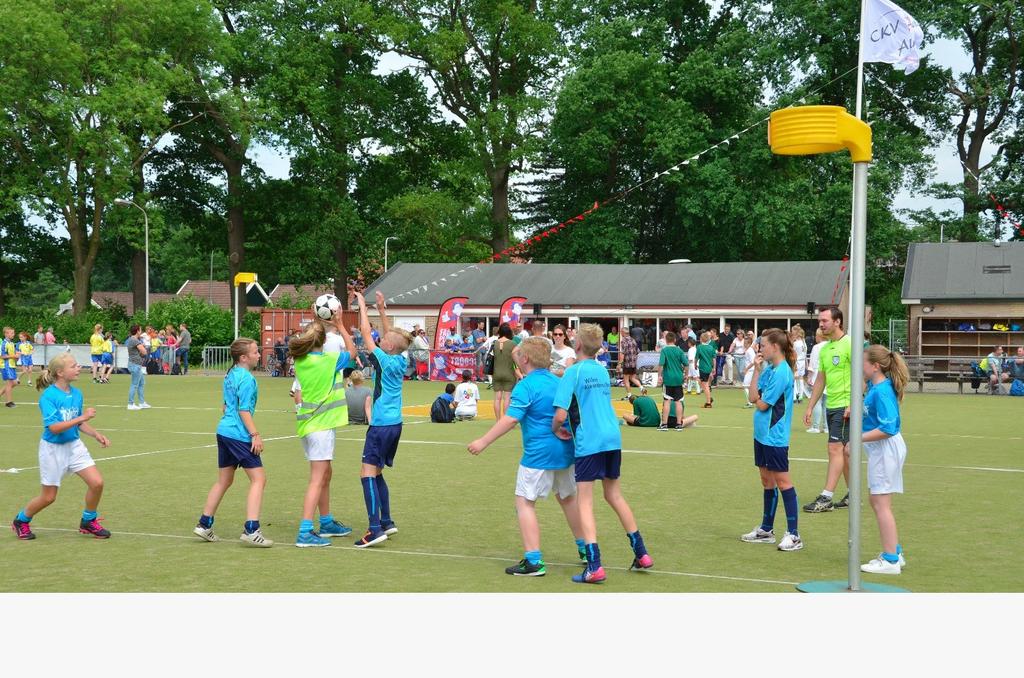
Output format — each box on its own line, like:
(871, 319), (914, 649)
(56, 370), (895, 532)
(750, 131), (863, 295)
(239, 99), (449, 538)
(797, 580), (909, 593)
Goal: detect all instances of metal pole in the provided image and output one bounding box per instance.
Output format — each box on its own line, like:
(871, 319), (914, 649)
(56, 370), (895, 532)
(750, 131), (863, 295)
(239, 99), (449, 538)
(848, 161), (869, 591)
(385, 236), (398, 271)
(234, 283), (239, 340)
(845, 0), (869, 592)
(144, 208), (149, 320)
(209, 251), (214, 302)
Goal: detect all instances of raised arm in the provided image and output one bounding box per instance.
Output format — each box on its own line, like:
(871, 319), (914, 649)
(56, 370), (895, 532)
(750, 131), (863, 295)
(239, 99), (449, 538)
(354, 292), (378, 353)
(334, 316), (357, 362)
(375, 291), (392, 336)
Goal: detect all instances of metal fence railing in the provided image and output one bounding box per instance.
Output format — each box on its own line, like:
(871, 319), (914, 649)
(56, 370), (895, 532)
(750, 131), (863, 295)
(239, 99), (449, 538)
(201, 346), (233, 376)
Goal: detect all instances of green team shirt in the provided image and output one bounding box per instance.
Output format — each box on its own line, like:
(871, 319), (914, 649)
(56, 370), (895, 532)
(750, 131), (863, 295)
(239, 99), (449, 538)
(820, 333), (852, 408)
(658, 344), (688, 387)
(696, 342), (716, 373)
(632, 396), (661, 427)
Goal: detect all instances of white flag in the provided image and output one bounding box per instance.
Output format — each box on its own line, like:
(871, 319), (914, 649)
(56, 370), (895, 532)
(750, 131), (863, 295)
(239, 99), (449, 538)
(862, 0), (923, 74)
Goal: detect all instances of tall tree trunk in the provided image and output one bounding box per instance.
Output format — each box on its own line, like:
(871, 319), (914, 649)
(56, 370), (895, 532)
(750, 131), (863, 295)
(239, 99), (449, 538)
(225, 159), (246, 319)
(489, 166), (511, 254)
(131, 249), (147, 315)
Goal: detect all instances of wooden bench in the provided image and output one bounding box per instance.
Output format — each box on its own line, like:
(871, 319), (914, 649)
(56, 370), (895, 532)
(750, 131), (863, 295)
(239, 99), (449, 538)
(904, 356), (980, 394)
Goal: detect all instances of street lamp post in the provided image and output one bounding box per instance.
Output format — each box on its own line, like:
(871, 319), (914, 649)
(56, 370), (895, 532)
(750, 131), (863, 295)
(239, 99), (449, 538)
(384, 236), (399, 272)
(114, 198), (149, 319)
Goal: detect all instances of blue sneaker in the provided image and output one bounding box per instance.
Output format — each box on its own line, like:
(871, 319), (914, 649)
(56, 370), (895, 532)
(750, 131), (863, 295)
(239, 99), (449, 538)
(354, 528), (388, 548)
(571, 566), (607, 584)
(295, 531), (332, 548)
(318, 520), (353, 538)
(381, 520), (398, 536)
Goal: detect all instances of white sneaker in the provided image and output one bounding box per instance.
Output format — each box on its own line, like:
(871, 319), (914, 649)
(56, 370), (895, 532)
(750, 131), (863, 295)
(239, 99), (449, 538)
(138, 402), (152, 409)
(240, 529), (273, 548)
(777, 532), (804, 551)
(740, 527), (776, 544)
(193, 525), (218, 542)
(127, 404), (140, 411)
(806, 427), (820, 434)
(861, 555), (901, 575)
(899, 553), (907, 568)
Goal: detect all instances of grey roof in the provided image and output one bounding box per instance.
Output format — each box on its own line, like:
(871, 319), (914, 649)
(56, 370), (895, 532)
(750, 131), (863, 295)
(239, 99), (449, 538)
(902, 242), (1024, 302)
(365, 261), (848, 307)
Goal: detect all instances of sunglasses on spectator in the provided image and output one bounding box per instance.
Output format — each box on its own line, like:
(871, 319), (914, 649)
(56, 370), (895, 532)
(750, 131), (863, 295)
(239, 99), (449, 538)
(553, 332), (564, 336)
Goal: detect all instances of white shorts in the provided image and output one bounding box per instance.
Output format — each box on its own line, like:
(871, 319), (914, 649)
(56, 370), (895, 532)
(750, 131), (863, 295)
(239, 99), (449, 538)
(301, 429), (335, 462)
(291, 378), (301, 393)
(39, 439), (95, 487)
(515, 465), (576, 501)
(796, 360), (807, 377)
(865, 433), (907, 495)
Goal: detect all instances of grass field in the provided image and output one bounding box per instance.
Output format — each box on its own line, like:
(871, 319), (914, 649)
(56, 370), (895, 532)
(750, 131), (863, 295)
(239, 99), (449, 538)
(1, 372), (1021, 593)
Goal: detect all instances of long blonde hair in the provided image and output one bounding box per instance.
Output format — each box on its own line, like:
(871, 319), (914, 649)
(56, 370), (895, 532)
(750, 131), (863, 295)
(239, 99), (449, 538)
(866, 345), (909, 401)
(289, 321), (327, 359)
(36, 353), (76, 391)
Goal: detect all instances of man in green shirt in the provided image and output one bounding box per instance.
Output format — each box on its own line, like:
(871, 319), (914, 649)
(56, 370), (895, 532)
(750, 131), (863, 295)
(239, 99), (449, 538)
(696, 332), (717, 408)
(657, 332), (689, 430)
(623, 394), (697, 429)
(802, 306), (852, 512)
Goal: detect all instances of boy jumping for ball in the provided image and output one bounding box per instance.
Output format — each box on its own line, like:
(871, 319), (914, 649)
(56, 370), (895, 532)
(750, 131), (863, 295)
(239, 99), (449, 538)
(552, 323), (652, 584)
(352, 291), (413, 548)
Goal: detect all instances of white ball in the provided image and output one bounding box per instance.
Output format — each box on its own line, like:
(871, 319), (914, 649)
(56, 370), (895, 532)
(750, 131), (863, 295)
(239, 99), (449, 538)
(314, 293), (342, 320)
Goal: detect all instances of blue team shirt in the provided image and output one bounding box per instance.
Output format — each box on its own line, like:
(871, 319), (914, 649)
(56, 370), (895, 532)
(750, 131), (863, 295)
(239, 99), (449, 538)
(863, 378), (901, 436)
(553, 359), (621, 458)
(369, 347), (407, 426)
(506, 369), (574, 470)
(216, 366), (258, 443)
(754, 360), (794, 447)
(39, 384), (84, 444)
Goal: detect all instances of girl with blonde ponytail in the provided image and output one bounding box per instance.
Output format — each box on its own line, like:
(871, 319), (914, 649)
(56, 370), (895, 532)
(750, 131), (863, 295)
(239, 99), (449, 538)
(859, 345), (911, 576)
(12, 353), (112, 541)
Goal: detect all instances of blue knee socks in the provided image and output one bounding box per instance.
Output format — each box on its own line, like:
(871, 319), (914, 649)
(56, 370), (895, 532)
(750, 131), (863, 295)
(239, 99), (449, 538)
(761, 488), (779, 532)
(780, 487), (798, 536)
(375, 475), (391, 524)
(361, 477), (381, 530)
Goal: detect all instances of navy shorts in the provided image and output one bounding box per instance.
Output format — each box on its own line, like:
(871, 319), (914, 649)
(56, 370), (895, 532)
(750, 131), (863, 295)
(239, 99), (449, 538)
(217, 434), (263, 469)
(826, 408), (851, 444)
(754, 440), (789, 472)
(362, 423), (403, 468)
(574, 450), (622, 482)
(699, 371), (712, 382)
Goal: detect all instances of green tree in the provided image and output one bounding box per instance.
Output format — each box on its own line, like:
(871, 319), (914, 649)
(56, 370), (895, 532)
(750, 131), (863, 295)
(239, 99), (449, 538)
(919, 0), (1022, 242)
(384, 0), (564, 254)
(0, 0), (206, 315)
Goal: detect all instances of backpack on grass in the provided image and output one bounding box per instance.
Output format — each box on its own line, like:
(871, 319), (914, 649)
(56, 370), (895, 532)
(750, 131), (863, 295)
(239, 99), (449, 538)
(430, 396), (455, 423)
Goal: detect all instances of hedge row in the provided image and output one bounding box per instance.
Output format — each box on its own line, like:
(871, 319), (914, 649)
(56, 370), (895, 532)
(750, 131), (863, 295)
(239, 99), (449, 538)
(0, 295), (261, 364)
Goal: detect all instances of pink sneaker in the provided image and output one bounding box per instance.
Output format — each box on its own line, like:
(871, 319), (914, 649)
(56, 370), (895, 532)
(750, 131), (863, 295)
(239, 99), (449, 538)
(12, 519), (35, 540)
(631, 554), (654, 570)
(572, 566), (607, 584)
(79, 518), (111, 539)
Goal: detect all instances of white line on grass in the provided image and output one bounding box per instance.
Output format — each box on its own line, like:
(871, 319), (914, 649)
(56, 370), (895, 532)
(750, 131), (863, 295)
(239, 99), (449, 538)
(0, 435), (297, 473)
(336, 437), (1024, 474)
(0, 424), (213, 436)
(29, 527), (798, 587)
